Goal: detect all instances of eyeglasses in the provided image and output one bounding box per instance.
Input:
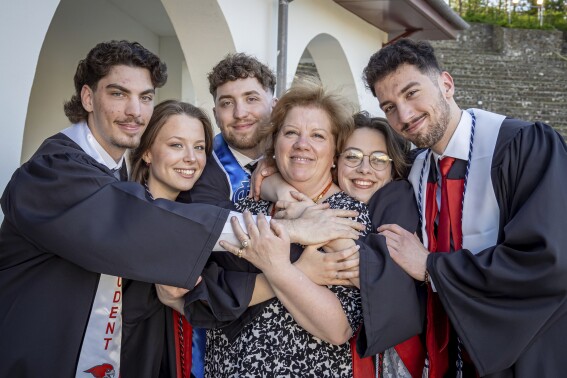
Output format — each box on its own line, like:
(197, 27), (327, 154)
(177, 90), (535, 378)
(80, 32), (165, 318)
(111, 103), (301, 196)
(339, 148), (392, 171)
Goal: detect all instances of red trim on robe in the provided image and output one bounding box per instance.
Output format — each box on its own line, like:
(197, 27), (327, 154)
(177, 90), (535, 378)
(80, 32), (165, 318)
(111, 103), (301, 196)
(351, 330), (425, 378)
(173, 311), (193, 378)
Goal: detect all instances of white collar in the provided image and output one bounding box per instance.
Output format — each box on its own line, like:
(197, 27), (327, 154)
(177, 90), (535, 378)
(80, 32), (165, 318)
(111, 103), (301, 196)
(228, 145), (259, 172)
(61, 122), (125, 170)
(432, 110), (472, 164)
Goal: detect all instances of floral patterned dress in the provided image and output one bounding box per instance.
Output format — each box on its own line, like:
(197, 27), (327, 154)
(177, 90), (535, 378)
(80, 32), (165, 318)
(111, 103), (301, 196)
(205, 191), (371, 377)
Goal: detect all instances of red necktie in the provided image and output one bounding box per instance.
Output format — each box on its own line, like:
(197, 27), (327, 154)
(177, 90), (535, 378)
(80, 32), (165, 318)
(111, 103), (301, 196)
(425, 157), (464, 378)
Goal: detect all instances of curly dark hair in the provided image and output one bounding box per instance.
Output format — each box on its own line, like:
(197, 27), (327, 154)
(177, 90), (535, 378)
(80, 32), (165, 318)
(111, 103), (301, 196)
(207, 53), (276, 99)
(64, 40), (168, 123)
(351, 111), (410, 180)
(130, 100), (214, 185)
(363, 39), (442, 97)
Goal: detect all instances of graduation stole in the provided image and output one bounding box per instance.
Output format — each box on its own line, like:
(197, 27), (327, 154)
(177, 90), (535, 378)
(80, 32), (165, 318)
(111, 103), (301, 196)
(407, 109), (504, 377)
(213, 134), (251, 202)
(425, 156), (466, 378)
(76, 275), (122, 377)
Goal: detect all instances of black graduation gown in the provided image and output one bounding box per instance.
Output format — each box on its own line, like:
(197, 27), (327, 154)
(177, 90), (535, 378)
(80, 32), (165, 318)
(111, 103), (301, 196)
(427, 121), (567, 377)
(356, 180), (425, 357)
(0, 134), (230, 377)
(184, 155), (235, 209)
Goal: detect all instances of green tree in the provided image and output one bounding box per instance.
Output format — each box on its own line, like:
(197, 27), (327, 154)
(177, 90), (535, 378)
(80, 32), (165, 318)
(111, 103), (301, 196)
(451, 0), (567, 31)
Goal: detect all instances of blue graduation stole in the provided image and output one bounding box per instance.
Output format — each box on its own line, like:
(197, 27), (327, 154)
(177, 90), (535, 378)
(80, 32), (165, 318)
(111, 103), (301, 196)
(213, 134), (251, 201)
(191, 134), (251, 378)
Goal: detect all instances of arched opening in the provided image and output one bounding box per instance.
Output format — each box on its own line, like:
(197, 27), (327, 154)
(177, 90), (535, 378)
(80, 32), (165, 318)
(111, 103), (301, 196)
(292, 33), (359, 109)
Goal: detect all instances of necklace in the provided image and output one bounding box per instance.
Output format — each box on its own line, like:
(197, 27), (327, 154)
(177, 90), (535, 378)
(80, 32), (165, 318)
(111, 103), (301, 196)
(312, 180), (333, 203)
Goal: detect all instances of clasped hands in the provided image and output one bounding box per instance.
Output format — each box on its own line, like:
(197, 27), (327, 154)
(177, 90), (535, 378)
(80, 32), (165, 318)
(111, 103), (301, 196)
(220, 209), (362, 287)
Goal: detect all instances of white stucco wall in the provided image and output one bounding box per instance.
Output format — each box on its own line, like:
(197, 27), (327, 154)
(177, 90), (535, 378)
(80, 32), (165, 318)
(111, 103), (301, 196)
(288, 0), (386, 114)
(162, 0), (236, 113)
(22, 0), (164, 162)
(0, 0), (60, 202)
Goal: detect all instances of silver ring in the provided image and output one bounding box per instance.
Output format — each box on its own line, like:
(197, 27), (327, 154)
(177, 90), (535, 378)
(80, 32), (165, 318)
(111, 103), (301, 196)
(237, 248), (243, 258)
(241, 239), (250, 249)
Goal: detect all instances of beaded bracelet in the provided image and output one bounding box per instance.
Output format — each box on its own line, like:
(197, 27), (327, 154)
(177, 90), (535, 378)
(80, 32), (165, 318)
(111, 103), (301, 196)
(424, 269), (430, 285)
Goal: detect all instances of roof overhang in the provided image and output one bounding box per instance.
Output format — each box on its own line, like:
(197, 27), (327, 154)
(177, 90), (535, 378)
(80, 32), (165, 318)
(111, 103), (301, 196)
(333, 0), (469, 42)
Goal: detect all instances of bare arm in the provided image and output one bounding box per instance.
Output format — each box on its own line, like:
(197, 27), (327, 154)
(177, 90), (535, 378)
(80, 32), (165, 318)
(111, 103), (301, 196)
(220, 212), (353, 344)
(295, 243), (360, 286)
(248, 274), (276, 306)
(155, 276), (201, 313)
(249, 243), (360, 305)
(258, 173), (297, 203)
(249, 158), (278, 201)
(279, 200), (365, 245)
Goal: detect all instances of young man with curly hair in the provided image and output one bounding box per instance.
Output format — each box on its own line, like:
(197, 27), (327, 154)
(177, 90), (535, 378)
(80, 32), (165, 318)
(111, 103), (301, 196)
(188, 53), (277, 206)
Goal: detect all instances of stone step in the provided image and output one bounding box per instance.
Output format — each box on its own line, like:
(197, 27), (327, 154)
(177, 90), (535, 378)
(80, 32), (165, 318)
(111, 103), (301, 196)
(440, 62), (567, 74)
(455, 93), (566, 101)
(441, 59), (567, 68)
(452, 75), (567, 83)
(437, 52), (567, 63)
(439, 59), (567, 72)
(453, 82), (567, 92)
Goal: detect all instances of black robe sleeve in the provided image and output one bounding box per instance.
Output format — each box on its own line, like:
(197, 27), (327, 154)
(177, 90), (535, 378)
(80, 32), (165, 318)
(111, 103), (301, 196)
(0, 136), (231, 376)
(184, 251), (259, 329)
(427, 122), (567, 376)
(181, 161), (260, 331)
(185, 156), (234, 209)
(0, 138), (230, 288)
(357, 180), (424, 357)
(184, 241), (303, 342)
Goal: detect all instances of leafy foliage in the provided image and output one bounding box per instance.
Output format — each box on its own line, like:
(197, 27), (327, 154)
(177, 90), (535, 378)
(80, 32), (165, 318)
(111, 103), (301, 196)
(447, 0), (567, 31)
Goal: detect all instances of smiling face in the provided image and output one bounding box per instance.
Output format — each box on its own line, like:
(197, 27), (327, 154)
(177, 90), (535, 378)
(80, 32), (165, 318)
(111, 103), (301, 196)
(274, 106), (336, 196)
(374, 64), (457, 154)
(337, 127), (392, 204)
(81, 65), (155, 161)
(143, 114), (207, 200)
(213, 77), (275, 158)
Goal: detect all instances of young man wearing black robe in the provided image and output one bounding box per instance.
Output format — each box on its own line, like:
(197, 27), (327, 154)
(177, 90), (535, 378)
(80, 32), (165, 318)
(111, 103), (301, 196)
(362, 38), (567, 377)
(0, 40), (362, 377)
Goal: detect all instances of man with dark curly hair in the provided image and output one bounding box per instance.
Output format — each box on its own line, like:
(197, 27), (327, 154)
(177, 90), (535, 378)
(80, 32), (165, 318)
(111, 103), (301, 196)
(189, 53), (277, 207)
(362, 38), (567, 378)
(0, 40), (233, 377)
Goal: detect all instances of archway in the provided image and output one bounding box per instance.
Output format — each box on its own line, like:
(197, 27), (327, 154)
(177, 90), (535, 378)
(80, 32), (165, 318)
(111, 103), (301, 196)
(293, 33), (359, 109)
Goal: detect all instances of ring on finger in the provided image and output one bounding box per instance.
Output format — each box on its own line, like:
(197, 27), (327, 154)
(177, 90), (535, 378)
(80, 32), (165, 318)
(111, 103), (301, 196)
(241, 238), (250, 249)
(237, 248), (243, 258)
